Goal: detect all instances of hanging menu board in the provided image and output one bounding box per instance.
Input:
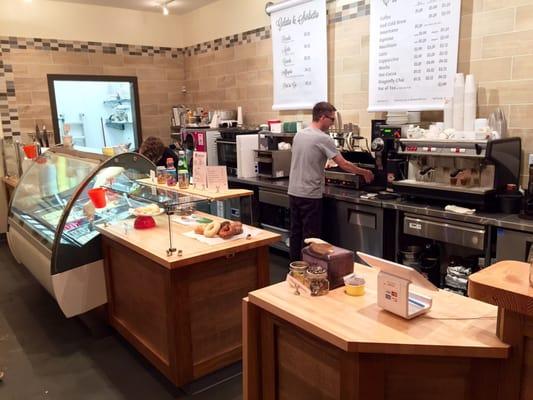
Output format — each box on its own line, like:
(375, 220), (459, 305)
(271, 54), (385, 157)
(269, 0), (327, 111)
(368, 0), (461, 112)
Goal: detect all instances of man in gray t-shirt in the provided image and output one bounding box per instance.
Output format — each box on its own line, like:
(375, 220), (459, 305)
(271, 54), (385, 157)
(287, 102), (374, 261)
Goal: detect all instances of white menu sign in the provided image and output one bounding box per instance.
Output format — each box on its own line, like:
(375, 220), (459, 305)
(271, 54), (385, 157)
(368, 0), (461, 112)
(269, 0), (327, 111)
(192, 151), (207, 189)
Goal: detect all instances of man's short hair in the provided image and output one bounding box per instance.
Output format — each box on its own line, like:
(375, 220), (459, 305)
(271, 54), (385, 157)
(312, 102), (336, 122)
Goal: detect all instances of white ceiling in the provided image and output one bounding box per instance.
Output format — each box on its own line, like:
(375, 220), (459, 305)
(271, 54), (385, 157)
(47, 0), (220, 14)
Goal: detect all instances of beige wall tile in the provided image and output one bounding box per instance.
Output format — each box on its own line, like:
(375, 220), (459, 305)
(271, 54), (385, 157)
(214, 47), (235, 62)
(15, 91), (32, 105)
(102, 66), (137, 75)
(516, 5), (533, 31)
(461, 0), (484, 14)
(458, 37), (484, 62)
(3, 49), (53, 64)
(124, 55), (154, 65)
(235, 42), (256, 59)
(509, 105), (533, 127)
(13, 77), (47, 91)
(51, 52), (90, 65)
(483, 0), (533, 11)
(458, 57), (512, 81)
(477, 80), (533, 104)
(217, 75), (236, 88)
(512, 55), (533, 79)
(482, 30), (533, 58)
(460, 8), (515, 39)
(136, 67), (166, 80)
(88, 53), (123, 66)
(31, 91), (51, 105)
(66, 65), (104, 75)
(166, 68), (184, 80)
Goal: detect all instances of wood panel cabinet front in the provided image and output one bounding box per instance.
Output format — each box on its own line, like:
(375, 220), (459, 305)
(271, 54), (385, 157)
(103, 237), (270, 387)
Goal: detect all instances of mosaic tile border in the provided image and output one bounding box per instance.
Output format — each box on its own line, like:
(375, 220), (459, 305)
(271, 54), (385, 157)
(183, 0), (371, 56)
(0, 36), (183, 58)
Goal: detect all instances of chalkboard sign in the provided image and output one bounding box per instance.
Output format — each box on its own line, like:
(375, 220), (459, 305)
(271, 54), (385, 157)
(269, 0), (328, 111)
(368, 0), (461, 112)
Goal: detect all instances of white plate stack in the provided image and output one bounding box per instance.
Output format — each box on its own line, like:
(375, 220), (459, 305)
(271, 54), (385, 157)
(386, 112), (409, 125)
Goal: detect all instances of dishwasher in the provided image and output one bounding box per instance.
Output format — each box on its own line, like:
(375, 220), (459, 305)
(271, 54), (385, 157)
(257, 188), (291, 252)
(323, 199), (391, 263)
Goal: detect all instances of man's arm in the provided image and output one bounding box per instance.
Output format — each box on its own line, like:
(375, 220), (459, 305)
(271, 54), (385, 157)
(332, 153), (374, 183)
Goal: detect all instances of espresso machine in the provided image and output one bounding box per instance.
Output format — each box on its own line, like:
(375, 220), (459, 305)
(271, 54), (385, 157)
(393, 137), (522, 210)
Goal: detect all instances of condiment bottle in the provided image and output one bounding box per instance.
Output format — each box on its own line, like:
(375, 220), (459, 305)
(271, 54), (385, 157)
(165, 157), (177, 186)
(177, 150), (189, 189)
(156, 166), (167, 184)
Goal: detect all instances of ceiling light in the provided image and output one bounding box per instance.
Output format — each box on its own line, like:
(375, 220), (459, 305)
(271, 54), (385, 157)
(24, 0), (32, 3)
(161, 0), (174, 15)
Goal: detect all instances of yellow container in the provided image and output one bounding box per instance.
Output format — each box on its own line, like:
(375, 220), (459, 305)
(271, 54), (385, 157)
(345, 283), (365, 296)
(102, 147), (115, 156)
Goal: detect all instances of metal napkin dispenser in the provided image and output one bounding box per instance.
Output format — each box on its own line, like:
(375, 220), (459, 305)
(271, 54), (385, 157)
(302, 245), (354, 289)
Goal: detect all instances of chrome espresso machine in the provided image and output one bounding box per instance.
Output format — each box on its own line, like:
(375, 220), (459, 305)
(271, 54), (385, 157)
(393, 137), (522, 210)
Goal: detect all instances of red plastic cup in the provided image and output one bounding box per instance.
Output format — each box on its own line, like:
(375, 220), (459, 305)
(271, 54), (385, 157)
(23, 145), (38, 159)
(88, 188), (107, 208)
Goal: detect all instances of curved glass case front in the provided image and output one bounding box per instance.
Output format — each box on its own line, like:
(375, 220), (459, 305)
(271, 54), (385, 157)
(52, 151), (155, 274)
(9, 149), (102, 251)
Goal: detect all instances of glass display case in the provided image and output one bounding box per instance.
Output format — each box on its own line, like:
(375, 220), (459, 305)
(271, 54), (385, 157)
(7, 146), (208, 317)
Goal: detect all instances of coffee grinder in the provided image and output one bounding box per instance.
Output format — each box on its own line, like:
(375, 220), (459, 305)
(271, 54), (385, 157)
(370, 120), (406, 192)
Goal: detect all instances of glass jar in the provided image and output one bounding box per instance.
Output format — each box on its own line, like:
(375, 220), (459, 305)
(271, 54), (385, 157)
(156, 166), (167, 184)
(289, 261), (309, 284)
(305, 265), (329, 296)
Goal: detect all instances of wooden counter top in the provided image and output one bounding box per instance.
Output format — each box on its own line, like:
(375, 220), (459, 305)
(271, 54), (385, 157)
(469, 260), (533, 317)
(96, 212), (280, 269)
(136, 178), (253, 201)
(248, 264), (509, 359)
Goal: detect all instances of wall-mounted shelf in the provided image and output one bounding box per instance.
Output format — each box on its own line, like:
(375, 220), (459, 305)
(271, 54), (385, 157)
(103, 99), (131, 107)
(105, 121), (132, 131)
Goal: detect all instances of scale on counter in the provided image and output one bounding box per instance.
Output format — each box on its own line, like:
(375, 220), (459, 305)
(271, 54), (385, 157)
(358, 252), (438, 319)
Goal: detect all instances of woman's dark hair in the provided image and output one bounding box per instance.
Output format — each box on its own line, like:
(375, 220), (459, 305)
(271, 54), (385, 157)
(312, 102), (336, 122)
(139, 136), (165, 164)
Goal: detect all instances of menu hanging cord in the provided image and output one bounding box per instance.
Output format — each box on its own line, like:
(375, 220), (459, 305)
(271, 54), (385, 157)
(265, 0), (314, 15)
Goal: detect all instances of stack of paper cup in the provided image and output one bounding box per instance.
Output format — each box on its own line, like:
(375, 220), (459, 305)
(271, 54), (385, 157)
(453, 73), (464, 131)
(237, 106), (243, 126)
(463, 74), (476, 132)
(443, 98), (453, 129)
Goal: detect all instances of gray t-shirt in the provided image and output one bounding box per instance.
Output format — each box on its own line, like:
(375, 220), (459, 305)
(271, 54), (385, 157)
(288, 126), (339, 199)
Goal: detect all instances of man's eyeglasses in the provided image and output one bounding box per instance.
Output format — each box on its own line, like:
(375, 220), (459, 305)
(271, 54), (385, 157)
(324, 115), (335, 122)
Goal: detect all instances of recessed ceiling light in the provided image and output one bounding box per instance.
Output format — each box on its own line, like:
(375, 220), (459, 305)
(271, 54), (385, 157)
(161, 0), (174, 15)
(24, 0), (33, 3)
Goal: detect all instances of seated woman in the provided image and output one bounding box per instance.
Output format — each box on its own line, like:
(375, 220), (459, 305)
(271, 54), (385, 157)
(138, 136), (179, 167)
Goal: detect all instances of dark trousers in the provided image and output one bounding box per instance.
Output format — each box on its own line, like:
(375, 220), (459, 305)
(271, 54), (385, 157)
(289, 195), (323, 261)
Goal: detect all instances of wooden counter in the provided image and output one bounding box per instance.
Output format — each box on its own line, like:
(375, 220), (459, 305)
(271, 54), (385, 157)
(244, 264), (510, 400)
(136, 177), (253, 201)
(469, 261), (533, 400)
(96, 214), (280, 387)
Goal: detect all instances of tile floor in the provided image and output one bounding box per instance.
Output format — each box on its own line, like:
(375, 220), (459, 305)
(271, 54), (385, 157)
(0, 242), (289, 399)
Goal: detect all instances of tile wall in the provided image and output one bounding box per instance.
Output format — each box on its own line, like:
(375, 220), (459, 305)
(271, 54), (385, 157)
(0, 39), (185, 142)
(0, 0), (532, 182)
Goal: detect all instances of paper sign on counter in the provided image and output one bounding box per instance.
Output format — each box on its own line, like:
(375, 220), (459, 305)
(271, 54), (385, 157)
(206, 166), (228, 192)
(192, 151), (207, 189)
